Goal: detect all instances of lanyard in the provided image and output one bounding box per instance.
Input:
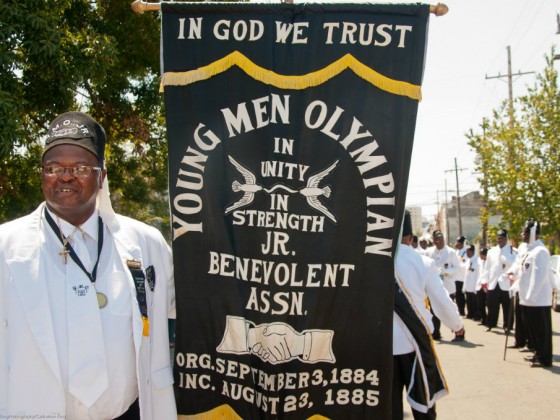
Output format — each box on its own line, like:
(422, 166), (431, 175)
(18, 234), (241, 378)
(44, 208), (104, 284)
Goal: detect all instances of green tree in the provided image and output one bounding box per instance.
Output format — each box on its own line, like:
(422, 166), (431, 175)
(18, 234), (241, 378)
(468, 52), (560, 252)
(0, 0), (169, 237)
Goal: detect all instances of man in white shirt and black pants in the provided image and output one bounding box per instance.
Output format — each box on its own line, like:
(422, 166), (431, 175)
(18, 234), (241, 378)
(511, 219), (553, 368)
(481, 229), (517, 332)
(393, 211), (465, 419)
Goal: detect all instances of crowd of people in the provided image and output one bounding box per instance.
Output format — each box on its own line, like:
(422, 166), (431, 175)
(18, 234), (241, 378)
(410, 221), (554, 370)
(393, 213), (555, 419)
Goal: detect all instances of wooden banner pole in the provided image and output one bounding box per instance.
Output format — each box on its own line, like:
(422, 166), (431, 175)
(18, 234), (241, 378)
(132, 1), (449, 16)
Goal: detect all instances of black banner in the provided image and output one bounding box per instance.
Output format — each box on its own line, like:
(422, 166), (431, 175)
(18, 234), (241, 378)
(162, 3), (429, 418)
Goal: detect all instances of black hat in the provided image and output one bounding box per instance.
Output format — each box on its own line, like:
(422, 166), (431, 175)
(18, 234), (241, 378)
(456, 235), (466, 243)
(402, 210), (413, 236)
(43, 112), (105, 162)
(523, 219), (540, 234)
(497, 229), (508, 237)
(432, 230), (444, 239)
(480, 247), (489, 256)
(467, 244), (475, 252)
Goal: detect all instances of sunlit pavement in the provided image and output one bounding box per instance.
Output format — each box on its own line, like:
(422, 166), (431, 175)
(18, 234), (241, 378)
(405, 308), (560, 419)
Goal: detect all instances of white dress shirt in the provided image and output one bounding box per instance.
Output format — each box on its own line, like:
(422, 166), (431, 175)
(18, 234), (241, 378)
(394, 244), (463, 355)
(45, 209), (137, 419)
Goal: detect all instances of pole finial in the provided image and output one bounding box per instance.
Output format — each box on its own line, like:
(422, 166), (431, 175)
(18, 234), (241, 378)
(131, 0), (161, 14)
(430, 3), (449, 17)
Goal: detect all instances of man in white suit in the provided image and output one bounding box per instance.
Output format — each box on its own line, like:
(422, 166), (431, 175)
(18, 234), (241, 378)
(393, 211), (464, 419)
(426, 230), (461, 339)
(511, 219), (553, 368)
(0, 112), (177, 419)
(480, 229), (517, 332)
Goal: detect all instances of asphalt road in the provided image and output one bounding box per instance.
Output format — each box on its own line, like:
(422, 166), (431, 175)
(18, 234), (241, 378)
(404, 308), (560, 419)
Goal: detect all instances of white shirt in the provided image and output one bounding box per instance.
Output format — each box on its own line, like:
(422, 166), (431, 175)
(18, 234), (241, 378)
(476, 257), (486, 292)
(464, 255), (479, 293)
(394, 244), (463, 355)
(455, 246), (468, 282)
(481, 244), (517, 291)
(45, 209), (137, 419)
(427, 245), (461, 295)
(513, 239), (553, 306)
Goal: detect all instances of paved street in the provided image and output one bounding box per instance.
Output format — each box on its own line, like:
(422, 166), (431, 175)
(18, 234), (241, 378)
(404, 308), (560, 419)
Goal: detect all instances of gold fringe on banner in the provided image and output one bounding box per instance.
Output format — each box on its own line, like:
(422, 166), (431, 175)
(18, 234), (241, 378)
(178, 404), (242, 420)
(161, 51), (422, 101)
(177, 404), (332, 420)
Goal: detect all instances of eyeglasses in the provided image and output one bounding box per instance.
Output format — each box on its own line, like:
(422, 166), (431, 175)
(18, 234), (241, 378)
(42, 165), (102, 178)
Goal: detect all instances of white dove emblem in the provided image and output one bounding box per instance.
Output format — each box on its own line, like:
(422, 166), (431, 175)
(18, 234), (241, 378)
(299, 160), (339, 223)
(225, 155), (263, 214)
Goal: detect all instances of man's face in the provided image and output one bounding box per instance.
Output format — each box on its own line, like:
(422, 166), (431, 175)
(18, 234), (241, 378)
(521, 229), (530, 243)
(433, 235), (445, 249)
(42, 144), (105, 225)
(497, 235), (508, 248)
(455, 241), (463, 250)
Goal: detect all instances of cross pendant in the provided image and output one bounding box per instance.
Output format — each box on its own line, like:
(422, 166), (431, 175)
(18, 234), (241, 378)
(60, 247), (70, 264)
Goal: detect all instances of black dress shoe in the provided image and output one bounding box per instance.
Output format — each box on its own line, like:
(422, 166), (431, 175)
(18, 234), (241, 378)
(485, 327), (492, 332)
(432, 332), (442, 340)
(531, 360), (552, 368)
(451, 334), (465, 342)
(507, 343), (524, 349)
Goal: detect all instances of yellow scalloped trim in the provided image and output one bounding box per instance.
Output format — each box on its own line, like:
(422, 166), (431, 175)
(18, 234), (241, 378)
(177, 405), (332, 420)
(161, 50), (421, 101)
(178, 404), (241, 420)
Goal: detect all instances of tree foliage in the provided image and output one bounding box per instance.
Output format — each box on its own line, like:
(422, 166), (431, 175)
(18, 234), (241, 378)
(468, 52), (560, 252)
(0, 0), (169, 237)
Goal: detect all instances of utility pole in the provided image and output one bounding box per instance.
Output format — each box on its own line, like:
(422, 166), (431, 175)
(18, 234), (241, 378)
(485, 45), (534, 127)
(454, 158), (463, 237)
(444, 179), (450, 241)
(481, 120), (489, 247)
(445, 159), (467, 238)
(436, 190), (445, 232)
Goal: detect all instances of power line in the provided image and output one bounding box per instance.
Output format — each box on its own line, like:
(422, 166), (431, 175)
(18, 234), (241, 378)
(485, 45), (535, 126)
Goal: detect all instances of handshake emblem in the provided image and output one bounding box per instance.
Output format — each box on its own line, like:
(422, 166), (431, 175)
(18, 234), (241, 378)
(217, 315), (336, 365)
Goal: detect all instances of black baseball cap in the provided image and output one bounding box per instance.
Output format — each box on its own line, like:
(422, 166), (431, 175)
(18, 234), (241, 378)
(43, 111), (105, 162)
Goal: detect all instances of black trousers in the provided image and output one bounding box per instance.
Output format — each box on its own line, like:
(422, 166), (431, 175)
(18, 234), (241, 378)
(454, 281), (465, 316)
(392, 353), (437, 420)
(486, 287), (511, 329)
(114, 399), (140, 420)
(465, 292), (477, 319)
(523, 305), (552, 365)
(513, 293), (530, 348)
(475, 289), (487, 323)
(430, 304), (441, 338)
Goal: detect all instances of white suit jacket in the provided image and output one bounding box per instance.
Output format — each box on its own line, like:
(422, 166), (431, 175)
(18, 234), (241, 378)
(0, 203), (177, 419)
(481, 244), (517, 291)
(427, 245), (461, 296)
(512, 240), (553, 307)
(394, 243), (463, 355)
